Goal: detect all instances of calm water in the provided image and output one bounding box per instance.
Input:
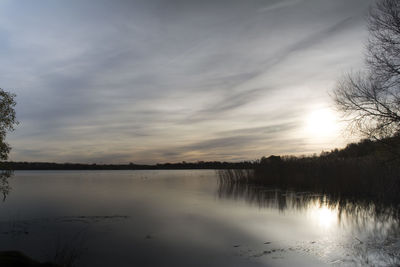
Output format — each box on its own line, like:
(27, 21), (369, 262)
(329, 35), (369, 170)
(0, 170), (399, 266)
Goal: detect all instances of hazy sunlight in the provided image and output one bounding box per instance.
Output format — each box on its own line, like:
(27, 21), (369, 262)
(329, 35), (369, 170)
(305, 108), (339, 140)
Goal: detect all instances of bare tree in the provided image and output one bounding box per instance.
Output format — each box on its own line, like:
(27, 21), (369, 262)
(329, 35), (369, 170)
(333, 0), (400, 139)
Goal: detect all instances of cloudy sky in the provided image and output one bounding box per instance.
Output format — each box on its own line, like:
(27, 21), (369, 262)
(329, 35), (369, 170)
(1, 0), (374, 164)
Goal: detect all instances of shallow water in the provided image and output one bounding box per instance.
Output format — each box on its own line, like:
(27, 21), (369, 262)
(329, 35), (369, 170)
(0, 170), (398, 266)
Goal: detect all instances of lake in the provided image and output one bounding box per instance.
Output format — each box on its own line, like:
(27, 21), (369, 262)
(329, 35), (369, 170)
(0, 170), (398, 266)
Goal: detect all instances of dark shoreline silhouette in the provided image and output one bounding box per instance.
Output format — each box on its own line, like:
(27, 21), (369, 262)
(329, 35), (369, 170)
(2, 161), (254, 170)
(218, 137), (400, 214)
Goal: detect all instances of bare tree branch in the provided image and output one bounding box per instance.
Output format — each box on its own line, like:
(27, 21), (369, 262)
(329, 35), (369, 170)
(333, 0), (400, 139)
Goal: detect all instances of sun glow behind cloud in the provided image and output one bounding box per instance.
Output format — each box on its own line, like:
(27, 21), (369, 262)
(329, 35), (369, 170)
(305, 107), (340, 140)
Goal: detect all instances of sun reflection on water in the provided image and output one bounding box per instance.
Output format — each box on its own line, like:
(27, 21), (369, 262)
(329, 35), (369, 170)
(217, 180), (400, 265)
(308, 201), (338, 229)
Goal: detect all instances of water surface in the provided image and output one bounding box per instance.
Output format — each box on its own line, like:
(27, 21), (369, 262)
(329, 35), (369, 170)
(0, 170), (398, 266)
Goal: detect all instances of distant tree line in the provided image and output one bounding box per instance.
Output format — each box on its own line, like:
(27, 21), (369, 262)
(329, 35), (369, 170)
(5, 135), (400, 170)
(3, 161), (254, 170)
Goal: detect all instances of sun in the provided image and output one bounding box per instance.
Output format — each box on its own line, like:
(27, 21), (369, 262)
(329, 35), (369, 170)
(305, 108), (339, 139)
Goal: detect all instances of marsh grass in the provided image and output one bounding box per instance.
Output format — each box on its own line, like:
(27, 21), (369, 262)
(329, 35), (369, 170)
(217, 169), (253, 184)
(218, 155), (400, 210)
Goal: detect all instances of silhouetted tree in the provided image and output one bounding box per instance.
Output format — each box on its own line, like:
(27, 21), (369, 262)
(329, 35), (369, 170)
(0, 88), (17, 201)
(333, 0), (400, 139)
(0, 88), (17, 160)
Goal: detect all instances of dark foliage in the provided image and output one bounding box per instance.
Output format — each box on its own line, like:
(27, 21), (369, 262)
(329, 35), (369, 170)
(218, 137), (400, 210)
(0, 89), (17, 161)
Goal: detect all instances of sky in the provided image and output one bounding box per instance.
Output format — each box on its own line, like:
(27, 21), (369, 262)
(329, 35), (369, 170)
(1, 0), (375, 164)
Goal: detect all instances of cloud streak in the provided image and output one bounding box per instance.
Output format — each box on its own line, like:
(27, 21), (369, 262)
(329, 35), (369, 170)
(1, 0), (374, 163)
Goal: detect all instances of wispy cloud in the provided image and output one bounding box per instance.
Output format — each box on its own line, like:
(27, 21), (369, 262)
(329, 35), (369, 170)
(2, 0), (374, 163)
(258, 0), (304, 13)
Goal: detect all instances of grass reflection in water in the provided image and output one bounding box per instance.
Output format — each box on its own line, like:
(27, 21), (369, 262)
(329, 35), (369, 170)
(217, 172), (400, 266)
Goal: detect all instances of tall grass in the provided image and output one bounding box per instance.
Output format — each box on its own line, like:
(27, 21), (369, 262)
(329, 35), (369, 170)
(217, 169), (253, 184)
(218, 155), (400, 207)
